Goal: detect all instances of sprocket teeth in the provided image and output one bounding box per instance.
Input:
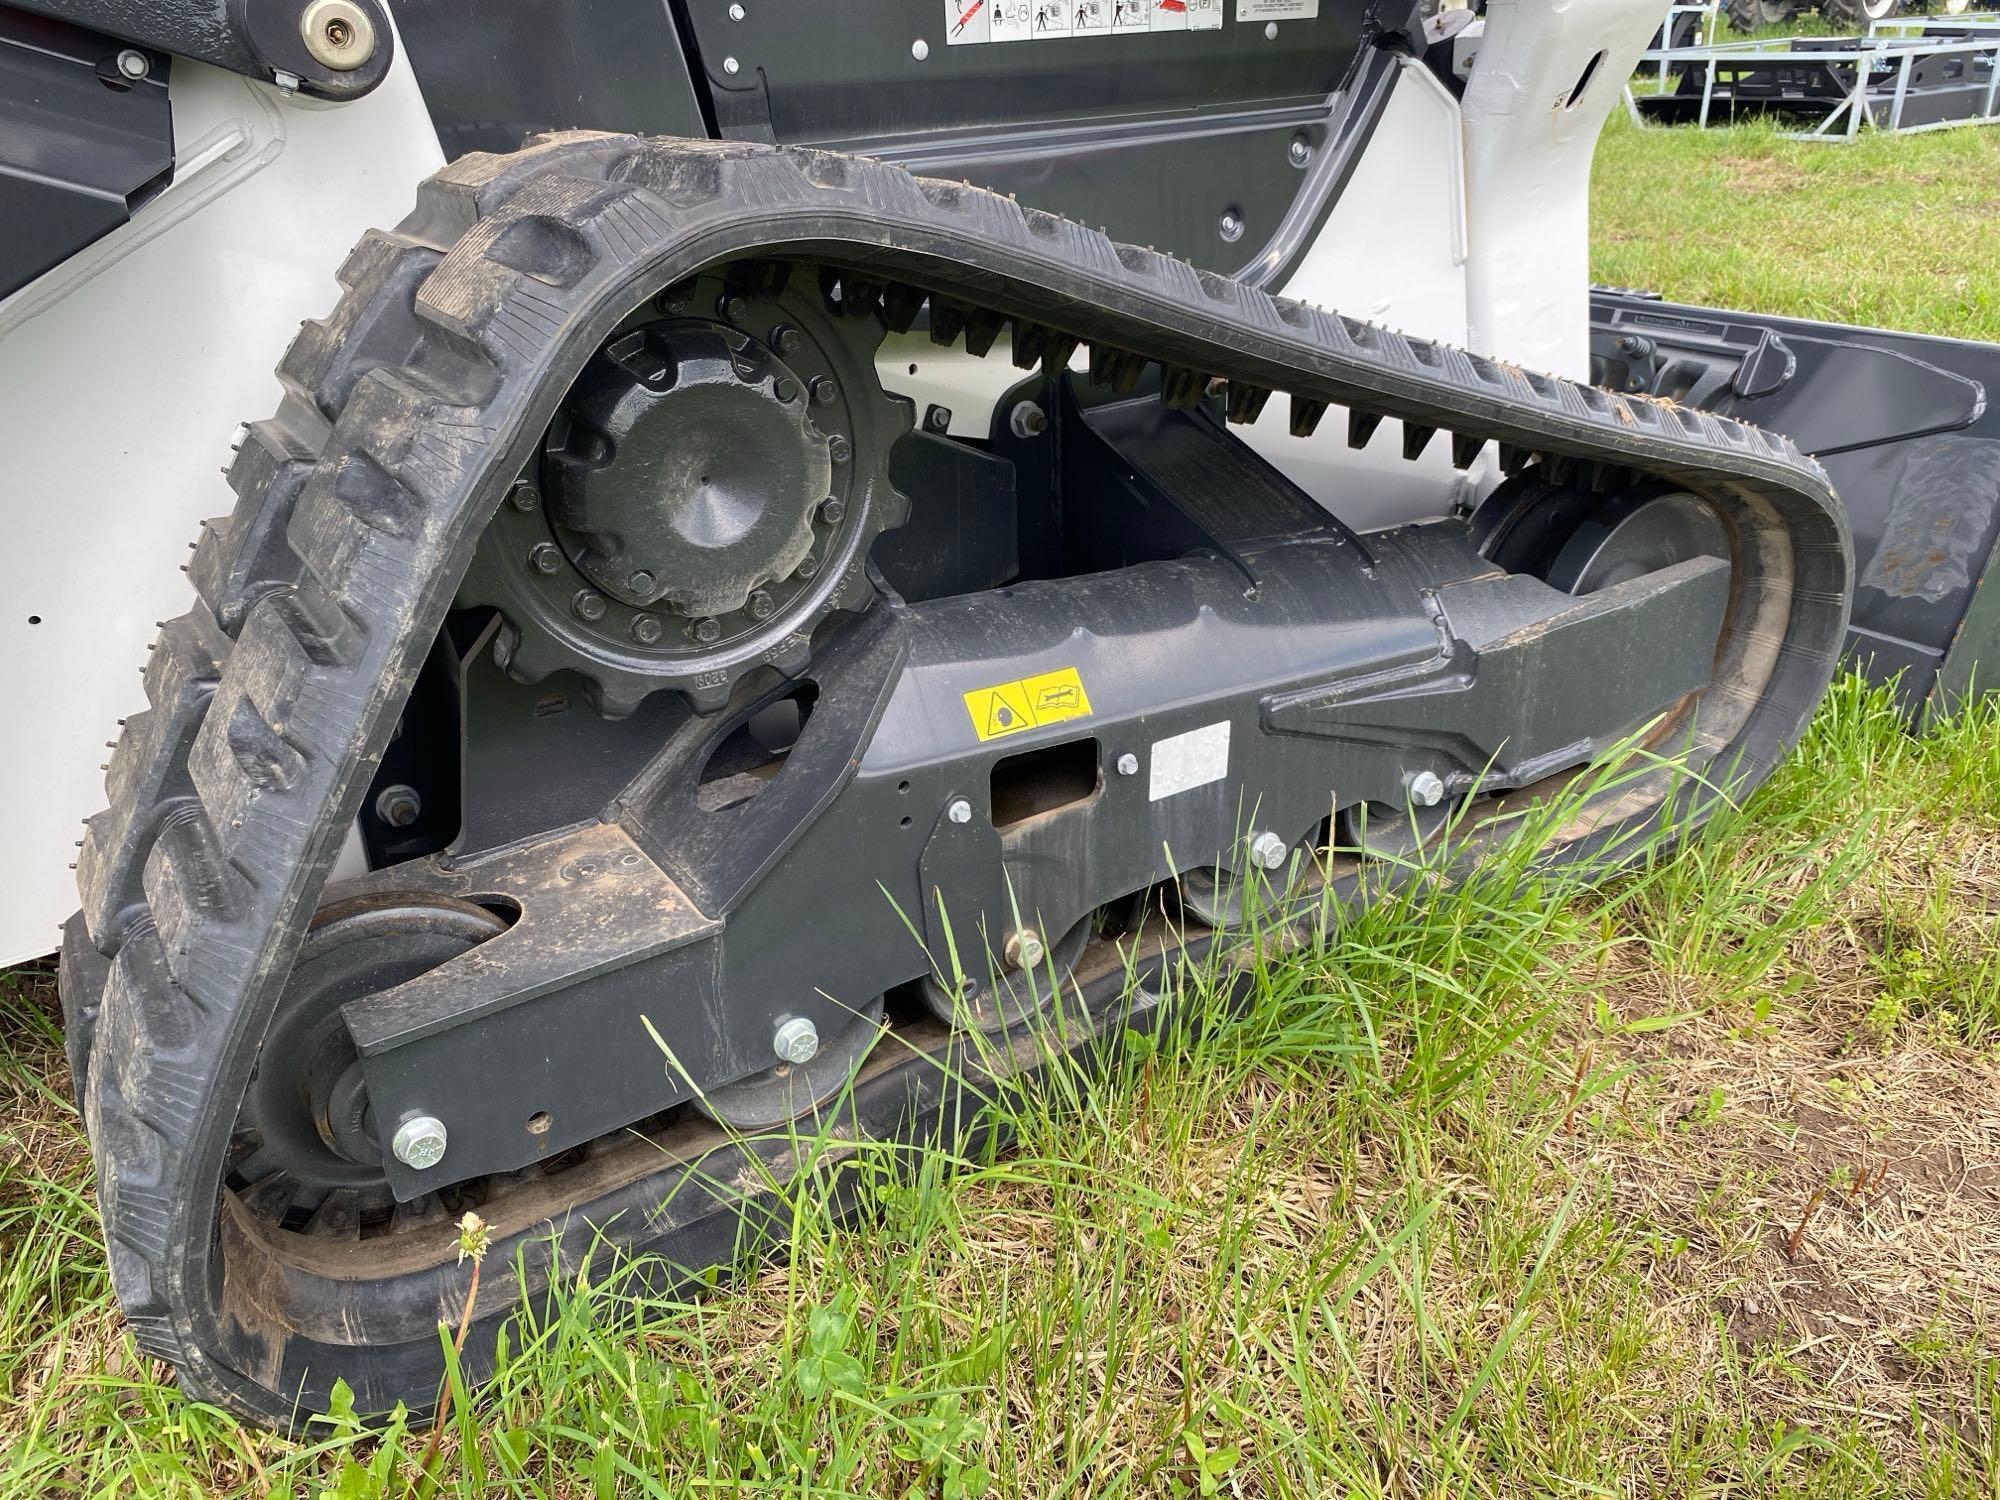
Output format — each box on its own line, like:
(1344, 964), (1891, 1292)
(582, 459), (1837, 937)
(768, 635), (812, 675)
(682, 679), (733, 716)
(581, 675), (651, 720)
(493, 625), (560, 685)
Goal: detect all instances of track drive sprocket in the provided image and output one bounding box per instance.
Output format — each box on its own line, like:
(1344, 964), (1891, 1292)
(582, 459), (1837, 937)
(457, 267), (912, 715)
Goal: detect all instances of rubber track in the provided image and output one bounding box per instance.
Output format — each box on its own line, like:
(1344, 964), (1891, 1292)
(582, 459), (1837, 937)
(60, 132), (1851, 1414)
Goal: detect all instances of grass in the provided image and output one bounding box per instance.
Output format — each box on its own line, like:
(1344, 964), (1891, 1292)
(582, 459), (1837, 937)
(1596, 92), (2000, 340)
(3, 99), (2000, 1500)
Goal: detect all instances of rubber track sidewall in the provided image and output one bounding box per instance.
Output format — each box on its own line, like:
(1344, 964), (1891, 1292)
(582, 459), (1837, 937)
(63, 132), (1853, 1424)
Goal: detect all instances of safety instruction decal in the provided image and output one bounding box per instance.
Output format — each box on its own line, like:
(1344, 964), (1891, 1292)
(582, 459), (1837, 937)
(963, 667), (1093, 742)
(1235, 0), (1317, 19)
(947, 0), (1223, 45)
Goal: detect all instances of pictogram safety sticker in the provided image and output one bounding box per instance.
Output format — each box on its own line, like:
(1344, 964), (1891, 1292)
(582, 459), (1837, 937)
(962, 667), (1093, 741)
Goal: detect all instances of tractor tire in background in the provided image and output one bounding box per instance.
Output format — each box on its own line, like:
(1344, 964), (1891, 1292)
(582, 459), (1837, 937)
(1819, 0), (1903, 23)
(1724, 0), (1799, 31)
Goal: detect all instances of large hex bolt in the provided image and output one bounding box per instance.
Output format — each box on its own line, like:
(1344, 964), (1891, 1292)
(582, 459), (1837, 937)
(529, 542), (562, 575)
(300, 0), (377, 71)
(773, 1016), (820, 1065)
(1407, 771), (1445, 808)
(946, 798), (973, 824)
(748, 590), (776, 620)
(1247, 831), (1288, 871)
(572, 590), (607, 623)
(391, 1114), (448, 1170)
(818, 497), (846, 525)
(631, 613), (664, 645)
(1004, 929), (1047, 970)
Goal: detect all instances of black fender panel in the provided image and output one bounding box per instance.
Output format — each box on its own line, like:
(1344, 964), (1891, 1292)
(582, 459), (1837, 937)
(1592, 290), (2000, 716)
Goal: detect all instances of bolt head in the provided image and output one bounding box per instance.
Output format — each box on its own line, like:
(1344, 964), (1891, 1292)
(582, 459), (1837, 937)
(116, 48), (150, 80)
(729, 1), (745, 16)
(827, 434), (851, 464)
(1116, 752), (1139, 778)
(721, 294), (749, 323)
(632, 612), (664, 645)
(723, 55), (741, 75)
(946, 798), (973, 824)
(1408, 771), (1446, 808)
(1010, 401), (1049, 439)
(1248, 831), (1288, 871)
(392, 1115), (448, 1171)
(628, 570), (656, 595)
(912, 37), (930, 59)
(1005, 929), (1047, 970)
(773, 376), (797, 403)
(1288, 136), (1312, 168)
(810, 375), (838, 406)
(692, 616), (722, 644)
(508, 480), (539, 512)
(301, 0), (377, 71)
(374, 784), (421, 828)
(748, 590), (776, 620)
(927, 406), (953, 432)
(773, 324), (803, 356)
(818, 496), (846, 525)
(529, 542), (562, 575)
(773, 1016), (820, 1065)
(1219, 212), (1245, 244)
(572, 591), (608, 623)
(796, 555), (820, 581)
(1264, 20), (1279, 38)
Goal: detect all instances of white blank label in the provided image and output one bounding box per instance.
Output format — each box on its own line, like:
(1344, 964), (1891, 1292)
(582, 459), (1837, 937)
(1149, 720), (1230, 801)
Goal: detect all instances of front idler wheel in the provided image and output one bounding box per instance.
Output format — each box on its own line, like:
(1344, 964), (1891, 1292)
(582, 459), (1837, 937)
(227, 895), (510, 1238)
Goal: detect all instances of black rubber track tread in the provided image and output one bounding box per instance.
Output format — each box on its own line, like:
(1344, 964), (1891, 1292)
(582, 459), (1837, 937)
(59, 132), (1853, 1421)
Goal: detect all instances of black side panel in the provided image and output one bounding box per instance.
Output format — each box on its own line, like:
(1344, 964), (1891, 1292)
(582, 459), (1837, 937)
(684, 0), (1403, 275)
(0, 7), (172, 301)
(1592, 292), (2000, 713)
(390, 0), (707, 161)
(391, 0), (1405, 281)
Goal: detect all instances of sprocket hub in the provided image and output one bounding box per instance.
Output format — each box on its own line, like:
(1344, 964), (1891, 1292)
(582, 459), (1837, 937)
(459, 269), (911, 715)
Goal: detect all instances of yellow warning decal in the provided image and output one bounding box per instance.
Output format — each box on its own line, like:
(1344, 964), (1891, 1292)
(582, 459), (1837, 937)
(963, 666), (1093, 742)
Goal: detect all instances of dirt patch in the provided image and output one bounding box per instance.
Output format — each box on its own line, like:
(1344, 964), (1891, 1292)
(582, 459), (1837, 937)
(1561, 824), (2000, 1465)
(1725, 156), (1812, 195)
